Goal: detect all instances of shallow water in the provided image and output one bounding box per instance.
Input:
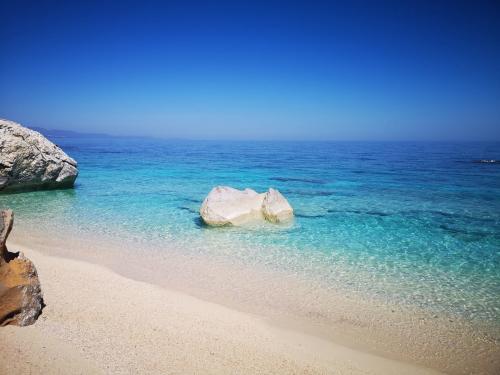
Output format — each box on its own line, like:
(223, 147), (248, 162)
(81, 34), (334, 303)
(2, 136), (500, 328)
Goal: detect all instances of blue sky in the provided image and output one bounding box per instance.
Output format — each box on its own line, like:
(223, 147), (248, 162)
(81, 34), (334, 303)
(1, 0), (499, 140)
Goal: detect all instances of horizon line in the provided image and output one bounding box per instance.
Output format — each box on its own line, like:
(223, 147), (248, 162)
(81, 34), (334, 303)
(29, 126), (500, 143)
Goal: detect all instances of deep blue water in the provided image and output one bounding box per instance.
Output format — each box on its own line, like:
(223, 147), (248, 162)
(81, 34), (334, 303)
(1, 136), (499, 325)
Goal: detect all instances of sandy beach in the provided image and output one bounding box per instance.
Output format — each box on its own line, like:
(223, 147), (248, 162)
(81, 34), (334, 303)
(0, 242), (444, 375)
(1, 220), (499, 375)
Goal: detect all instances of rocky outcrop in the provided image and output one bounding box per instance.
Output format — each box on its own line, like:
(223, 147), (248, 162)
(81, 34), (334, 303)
(0, 119), (78, 193)
(474, 159), (499, 164)
(0, 210), (44, 326)
(200, 186), (293, 226)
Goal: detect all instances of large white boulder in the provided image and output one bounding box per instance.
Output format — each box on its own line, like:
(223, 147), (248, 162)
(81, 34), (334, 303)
(0, 119), (78, 193)
(200, 186), (293, 226)
(199, 186), (265, 226)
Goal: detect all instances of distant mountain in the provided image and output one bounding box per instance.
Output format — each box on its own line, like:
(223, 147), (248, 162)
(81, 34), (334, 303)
(28, 126), (111, 138)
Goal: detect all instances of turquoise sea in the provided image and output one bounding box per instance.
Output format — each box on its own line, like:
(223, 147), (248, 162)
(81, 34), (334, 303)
(1, 135), (500, 328)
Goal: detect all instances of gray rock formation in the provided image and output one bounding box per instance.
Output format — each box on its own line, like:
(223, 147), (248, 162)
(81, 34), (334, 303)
(200, 186), (294, 226)
(0, 210), (44, 326)
(0, 119), (78, 193)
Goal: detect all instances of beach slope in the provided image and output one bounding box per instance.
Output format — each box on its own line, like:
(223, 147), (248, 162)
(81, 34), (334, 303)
(0, 245), (440, 375)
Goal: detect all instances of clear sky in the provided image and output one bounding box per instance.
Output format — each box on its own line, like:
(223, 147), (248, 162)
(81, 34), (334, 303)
(1, 0), (499, 140)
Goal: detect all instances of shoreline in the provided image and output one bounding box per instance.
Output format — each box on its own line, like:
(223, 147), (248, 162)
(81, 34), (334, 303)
(2, 226), (500, 374)
(0, 244), (441, 375)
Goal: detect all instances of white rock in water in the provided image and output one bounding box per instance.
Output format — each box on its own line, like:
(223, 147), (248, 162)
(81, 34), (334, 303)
(0, 119), (78, 193)
(200, 186), (293, 226)
(200, 186), (265, 226)
(262, 188), (294, 223)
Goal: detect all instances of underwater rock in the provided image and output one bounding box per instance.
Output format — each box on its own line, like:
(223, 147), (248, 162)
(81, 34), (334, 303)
(200, 186), (293, 226)
(0, 119), (78, 193)
(0, 210), (44, 326)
